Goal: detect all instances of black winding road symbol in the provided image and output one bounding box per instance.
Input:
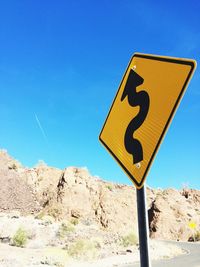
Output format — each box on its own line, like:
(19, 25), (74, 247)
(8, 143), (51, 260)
(121, 69), (150, 164)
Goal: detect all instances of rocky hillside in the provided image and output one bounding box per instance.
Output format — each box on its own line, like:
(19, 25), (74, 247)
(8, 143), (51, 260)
(0, 149), (200, 242)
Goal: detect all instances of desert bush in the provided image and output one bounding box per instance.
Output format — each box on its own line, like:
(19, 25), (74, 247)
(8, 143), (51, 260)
(35, 210), (45, 220)
(194, 231), (200, 241)
(67, 239), (97, 259)
(57, 222), (75, 238)
(35, 210), (54, 224)
(47, 207), (62, 219)
(105, 184), (113, 191)
(12, 227), (28, 247)
(70, 218), (79, 226)
(121, 232), (138, 247)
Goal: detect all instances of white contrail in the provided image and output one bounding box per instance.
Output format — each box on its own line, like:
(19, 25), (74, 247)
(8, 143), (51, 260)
(34, 113), (48, 143)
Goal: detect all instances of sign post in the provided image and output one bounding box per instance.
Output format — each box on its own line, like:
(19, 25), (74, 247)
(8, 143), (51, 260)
(137, 185), (151, 267)
(99, 53), (196, 266)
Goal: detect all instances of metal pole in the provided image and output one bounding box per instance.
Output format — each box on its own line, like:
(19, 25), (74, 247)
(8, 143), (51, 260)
(136, 184), (151, 267)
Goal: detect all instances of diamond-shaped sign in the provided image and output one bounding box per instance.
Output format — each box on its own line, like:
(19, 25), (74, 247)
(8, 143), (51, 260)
(99, 53), (196, 188)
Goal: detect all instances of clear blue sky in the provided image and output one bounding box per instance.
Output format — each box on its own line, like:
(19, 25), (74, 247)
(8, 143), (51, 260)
(0, 0), (199, 189)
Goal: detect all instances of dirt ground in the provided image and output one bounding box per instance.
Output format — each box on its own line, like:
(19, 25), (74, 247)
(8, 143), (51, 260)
(0, 239), (184, 267)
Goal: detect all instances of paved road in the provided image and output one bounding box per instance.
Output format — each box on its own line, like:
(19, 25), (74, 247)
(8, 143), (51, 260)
(122, 241), (200, 267)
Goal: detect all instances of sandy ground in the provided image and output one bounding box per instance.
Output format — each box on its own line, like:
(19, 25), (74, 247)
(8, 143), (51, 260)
(0, 240), (184, 267)
(69, 240), (185, 267)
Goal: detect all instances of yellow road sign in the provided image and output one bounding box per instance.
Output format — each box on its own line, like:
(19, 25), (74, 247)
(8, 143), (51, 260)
(188, 221), (197, 230)
(99, 53), (196, 189)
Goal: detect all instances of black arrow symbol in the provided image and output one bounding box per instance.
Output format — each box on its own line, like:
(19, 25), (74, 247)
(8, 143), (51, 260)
(121, 69), (150, 164)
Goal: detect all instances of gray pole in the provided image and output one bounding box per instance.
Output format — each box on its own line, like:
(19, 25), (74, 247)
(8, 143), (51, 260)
(136, 184), (151, 267)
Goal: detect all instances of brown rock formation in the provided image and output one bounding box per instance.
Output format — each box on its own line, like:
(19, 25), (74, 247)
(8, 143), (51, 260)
(0, 149), (200, 241)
